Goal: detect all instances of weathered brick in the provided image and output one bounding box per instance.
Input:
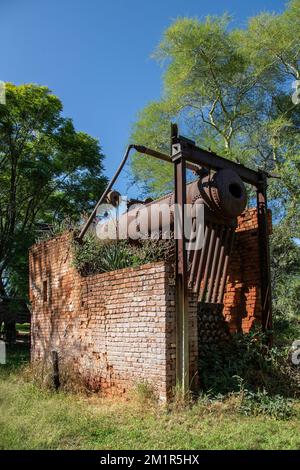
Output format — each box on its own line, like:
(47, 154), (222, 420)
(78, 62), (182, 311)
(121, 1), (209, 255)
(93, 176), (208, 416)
(29, 208), (269, 399)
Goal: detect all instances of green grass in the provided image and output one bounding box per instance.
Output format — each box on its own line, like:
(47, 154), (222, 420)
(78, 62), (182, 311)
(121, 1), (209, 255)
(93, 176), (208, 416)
(0, 345), (300, 450)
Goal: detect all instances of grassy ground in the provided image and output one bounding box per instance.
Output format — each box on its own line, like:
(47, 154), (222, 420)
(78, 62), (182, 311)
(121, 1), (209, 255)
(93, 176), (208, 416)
(0, 343), (300, 450)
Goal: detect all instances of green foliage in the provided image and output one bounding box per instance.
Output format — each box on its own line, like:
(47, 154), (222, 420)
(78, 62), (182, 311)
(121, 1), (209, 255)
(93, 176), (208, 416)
(199, 329), (300, 399)
(131, 102), (175, 195)
(0, 83), (107, 298)
(131, 381), (158, 405)
(270, 224), (300, 338)
(36, 220), (77, 243)
(73, 239), (133, 275)
(131, 1), (300, 225)
(72, 235), (174, 275)
(239, 386), (294, 420)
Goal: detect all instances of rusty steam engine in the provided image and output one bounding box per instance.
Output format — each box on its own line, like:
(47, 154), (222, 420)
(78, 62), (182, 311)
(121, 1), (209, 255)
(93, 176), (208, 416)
(78, 125), (272, 392)
(97, 167), (247, 307)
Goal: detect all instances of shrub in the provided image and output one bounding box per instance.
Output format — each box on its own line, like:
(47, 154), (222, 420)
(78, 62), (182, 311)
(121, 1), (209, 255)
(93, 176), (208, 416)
(36, 220), (76, 242)
(72, 235), (174, 275)
(199, 328), (300, 398)
(131, 381), (158, 405)
(238, 385), (294, 420)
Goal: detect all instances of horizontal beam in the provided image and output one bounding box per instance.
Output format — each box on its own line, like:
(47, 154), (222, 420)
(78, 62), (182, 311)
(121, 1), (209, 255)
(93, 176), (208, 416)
(173, 140), (260, 186)
(134, 145), (200, 173)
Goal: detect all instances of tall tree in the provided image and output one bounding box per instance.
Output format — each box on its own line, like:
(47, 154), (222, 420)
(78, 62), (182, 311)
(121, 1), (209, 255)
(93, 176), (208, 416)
(131, 0), (300, 326)
(0, 83), (107, 297)
(131, 0), (300, 211)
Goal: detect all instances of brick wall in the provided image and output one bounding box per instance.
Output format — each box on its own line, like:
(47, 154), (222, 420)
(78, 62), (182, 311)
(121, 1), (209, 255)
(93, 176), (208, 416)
(29, 235), (182, 400)
(29, 208), (270, 398)
(223, 208), (271, 332)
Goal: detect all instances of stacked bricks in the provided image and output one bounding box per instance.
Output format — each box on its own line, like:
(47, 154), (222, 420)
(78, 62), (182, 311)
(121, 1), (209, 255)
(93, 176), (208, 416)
(197, 303), (230, 349)
(29, 208), (270, 398)
(223, 208), (272, 332)
(29, 235), (198, 400)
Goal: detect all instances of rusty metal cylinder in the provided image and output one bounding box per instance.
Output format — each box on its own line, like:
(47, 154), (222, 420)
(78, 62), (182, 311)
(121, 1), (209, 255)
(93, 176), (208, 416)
(96, 169), (247, 239)
(199, 169), (247, 219)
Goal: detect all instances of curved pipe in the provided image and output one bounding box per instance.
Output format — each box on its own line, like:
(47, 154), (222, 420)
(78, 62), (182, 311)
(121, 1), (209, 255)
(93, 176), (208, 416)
(77, 144), (136, 241)
(77, 144), (201, 241)
(134, 145), (201, 172)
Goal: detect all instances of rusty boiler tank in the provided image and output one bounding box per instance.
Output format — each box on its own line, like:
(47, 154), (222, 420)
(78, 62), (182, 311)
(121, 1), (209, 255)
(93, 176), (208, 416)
(99, 167), (247, 304)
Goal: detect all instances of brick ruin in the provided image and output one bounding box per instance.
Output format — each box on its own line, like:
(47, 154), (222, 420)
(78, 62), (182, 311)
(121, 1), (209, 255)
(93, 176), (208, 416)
(29, 207), (271, 400)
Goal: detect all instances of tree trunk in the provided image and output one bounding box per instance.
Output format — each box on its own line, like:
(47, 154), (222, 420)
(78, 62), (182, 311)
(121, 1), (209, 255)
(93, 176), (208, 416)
(0, 271), (7, 298)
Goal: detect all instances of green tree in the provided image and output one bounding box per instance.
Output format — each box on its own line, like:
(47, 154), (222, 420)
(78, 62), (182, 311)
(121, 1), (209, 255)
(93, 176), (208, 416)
(131, 0), (300, 210)
(270, 224), (300, 337)
(0, 83), (107, 297)
(131, 0), (300, 325)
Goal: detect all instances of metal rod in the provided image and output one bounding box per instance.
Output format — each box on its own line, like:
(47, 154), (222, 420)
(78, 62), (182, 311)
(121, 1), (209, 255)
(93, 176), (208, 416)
(188, 220), (203, 287)
(217, 229), (235, 303)
(172, 146), (189, 394)
(134, 145), (200, 173)
(193, 225), (211, 294)
(174, 140), (260, 186)
(187, 217), (196, 262)
(199, 226), (216, 302)
(51, 350), (60, 391)
(211, 228), (229, 303)
(206, 226), (224, 303)
(77, 144), (136, 241)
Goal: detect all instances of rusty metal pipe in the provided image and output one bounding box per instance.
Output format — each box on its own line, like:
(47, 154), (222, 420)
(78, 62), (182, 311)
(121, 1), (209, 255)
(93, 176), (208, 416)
(217, 229), (235, 303)
(193, 225), (211, 295)
(211, 228), (229, 303)
(77, 144), (136, 241)
(188, 220), (203, 286)
(199, 226), (216, 302)
(206, 226), (224, 303)
(134, 145), (200, 172)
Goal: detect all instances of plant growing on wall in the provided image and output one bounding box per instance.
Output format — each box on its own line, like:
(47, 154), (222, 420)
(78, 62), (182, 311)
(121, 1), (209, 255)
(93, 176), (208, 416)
(72, 236), (175, 275)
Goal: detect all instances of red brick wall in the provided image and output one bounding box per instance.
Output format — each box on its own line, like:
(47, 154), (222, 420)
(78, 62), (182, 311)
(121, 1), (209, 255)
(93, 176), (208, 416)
(29, 208), (270, 397)
(29, 235), (194, 400)
(223, 208), (271, 332)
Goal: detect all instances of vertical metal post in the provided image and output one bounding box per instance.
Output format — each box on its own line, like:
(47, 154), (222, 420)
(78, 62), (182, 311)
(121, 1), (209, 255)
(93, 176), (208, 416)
(256, 172), (272, 339)
(171, 138), (189, 394)
(51, 350), (60, 391)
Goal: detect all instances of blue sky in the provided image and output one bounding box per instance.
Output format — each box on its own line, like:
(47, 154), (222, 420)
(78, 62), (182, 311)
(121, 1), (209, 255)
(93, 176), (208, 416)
(0, 0), (287, 195)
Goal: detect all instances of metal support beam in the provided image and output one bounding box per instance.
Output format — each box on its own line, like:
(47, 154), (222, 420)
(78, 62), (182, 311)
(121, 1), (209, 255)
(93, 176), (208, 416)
(134, 145), (200, 173)
(173, 140), (260, 186)
(171, 139), (189, 394)
(77, 145), (136, 241)
(256, 172), (273, 340)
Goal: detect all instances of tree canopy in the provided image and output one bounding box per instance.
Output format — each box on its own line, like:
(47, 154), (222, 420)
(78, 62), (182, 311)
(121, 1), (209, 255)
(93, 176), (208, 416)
(131, 0), (300, 323)
(0, 83), (107, 297)
(131, 0), (300, 226)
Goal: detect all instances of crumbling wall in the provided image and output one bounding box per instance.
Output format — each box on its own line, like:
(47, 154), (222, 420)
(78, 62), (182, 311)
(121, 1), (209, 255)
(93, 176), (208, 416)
(29, 235), (197, 400)
(29, 208), (270, 398)
(223, 208), (272, 332)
